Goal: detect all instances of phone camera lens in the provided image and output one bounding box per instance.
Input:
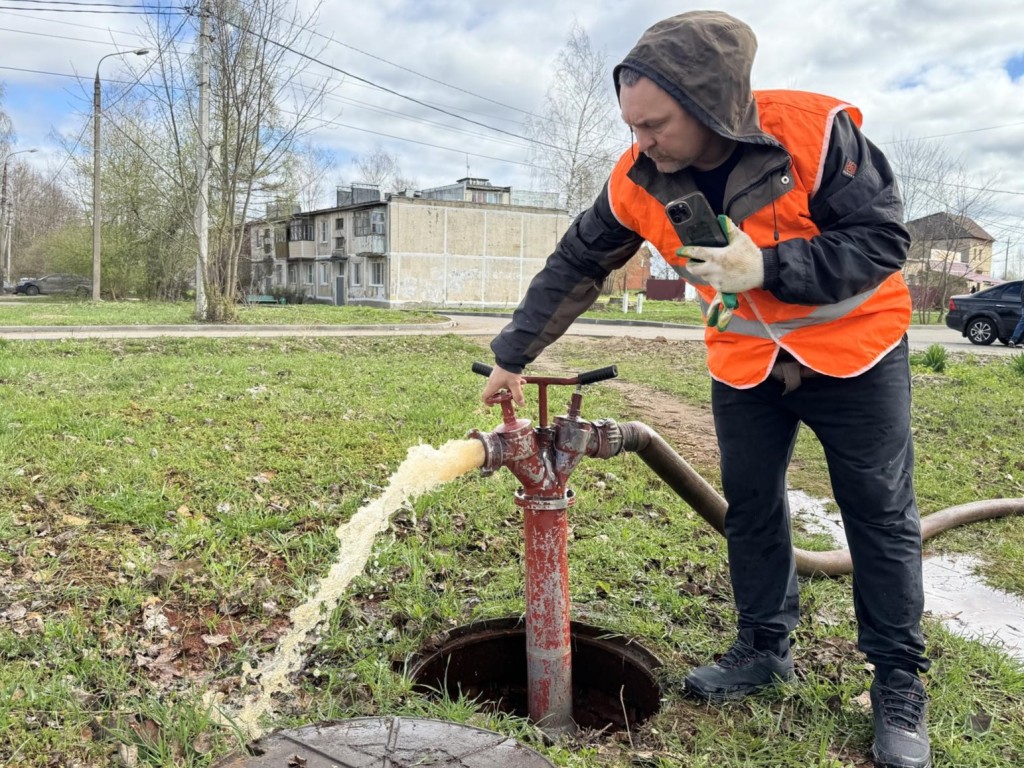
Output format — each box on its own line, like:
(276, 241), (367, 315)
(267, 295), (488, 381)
(669, 204), (689, 224)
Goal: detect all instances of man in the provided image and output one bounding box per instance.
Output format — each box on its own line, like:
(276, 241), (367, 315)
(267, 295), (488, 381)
(482, 11), (930, 768)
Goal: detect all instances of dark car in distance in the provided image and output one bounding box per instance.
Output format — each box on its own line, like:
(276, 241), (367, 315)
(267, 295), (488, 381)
(945, 280), (1023, 345)
(13, 274), (92, 297)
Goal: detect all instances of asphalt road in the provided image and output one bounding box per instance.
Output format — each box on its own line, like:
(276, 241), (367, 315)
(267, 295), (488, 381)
(0, 312), (1014, 356)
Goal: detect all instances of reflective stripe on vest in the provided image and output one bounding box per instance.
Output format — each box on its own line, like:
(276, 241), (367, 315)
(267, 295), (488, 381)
(608, 90), (911, 388)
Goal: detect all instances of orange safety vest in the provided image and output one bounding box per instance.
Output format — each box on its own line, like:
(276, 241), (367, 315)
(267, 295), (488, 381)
(609, 90), (911, 388)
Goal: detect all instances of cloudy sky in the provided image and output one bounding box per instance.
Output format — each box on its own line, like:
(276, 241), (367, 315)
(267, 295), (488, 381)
(3, 0), (1024, 273)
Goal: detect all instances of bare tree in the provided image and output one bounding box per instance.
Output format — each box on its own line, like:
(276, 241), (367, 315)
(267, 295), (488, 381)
(351, 144), (410, 194)
(287, 142), (336, 212)
(888, 137), (998, 322)
(0, 82), (13, 155)
(145, 0), (331, 319)
(523, 21), (620, 216)
(8, 163), (83, 280)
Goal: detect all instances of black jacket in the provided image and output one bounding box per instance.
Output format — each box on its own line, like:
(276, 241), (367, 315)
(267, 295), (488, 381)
(492, 12), (909, 373)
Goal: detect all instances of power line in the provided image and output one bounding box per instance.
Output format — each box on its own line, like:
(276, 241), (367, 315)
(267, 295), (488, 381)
(36, 12), (189, 189)
(0, 64), (187, 93)
(881, 120), (1024, 145)
(5, 0), (157, 6)
(282, 74), (535, 153)
(235, 0), (545, 123)
(0, 8), (152, 37)
(275, 107), (541, 170)
(198, 6), (598, 162)
(0, 23), (146, 47)
(902, 173), (1024, 198)
(0, 5), (182, 13)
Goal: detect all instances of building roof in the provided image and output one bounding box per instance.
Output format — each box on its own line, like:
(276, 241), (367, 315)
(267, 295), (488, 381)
(907, 212), (994, 243)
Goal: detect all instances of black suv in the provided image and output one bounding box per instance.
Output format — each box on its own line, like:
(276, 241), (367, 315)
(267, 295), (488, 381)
(945, 280), (1023, 345)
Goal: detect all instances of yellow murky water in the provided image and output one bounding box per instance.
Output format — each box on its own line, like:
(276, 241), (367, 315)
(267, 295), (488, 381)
(208, 438), (485, 739)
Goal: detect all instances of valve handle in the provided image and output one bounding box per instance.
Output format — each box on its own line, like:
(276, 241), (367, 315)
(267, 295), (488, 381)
(577, 365), (618, 385)
(471, 362), (618, 386)
(472, 361), (494, 377)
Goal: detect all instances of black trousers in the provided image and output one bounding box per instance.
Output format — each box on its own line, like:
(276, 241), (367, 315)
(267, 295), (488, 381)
(711, 338), (929, 674)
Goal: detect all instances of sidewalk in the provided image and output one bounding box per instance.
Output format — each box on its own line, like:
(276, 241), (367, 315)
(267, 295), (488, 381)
(0, 314), (1003, 354)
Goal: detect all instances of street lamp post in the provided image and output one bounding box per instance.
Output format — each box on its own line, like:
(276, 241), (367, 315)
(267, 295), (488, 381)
(0, 147), (38, 293)
(92, 48), (150, 301)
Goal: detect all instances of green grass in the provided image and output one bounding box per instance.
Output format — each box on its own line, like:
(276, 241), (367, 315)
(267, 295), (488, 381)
(0, 334), (1021, 766)
(0, 299), (445, 326)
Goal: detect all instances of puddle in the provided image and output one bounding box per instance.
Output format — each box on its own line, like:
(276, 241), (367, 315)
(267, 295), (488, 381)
(789, 489), (1024, 663)
(207, 439), (485, 739)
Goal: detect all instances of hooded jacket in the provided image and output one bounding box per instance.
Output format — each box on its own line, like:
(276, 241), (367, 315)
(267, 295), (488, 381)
(491, 11), (911, 385)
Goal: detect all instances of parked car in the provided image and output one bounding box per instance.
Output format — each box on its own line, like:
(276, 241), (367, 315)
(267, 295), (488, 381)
(14, 274), (92, 297)
(945, 280), (1023, 345)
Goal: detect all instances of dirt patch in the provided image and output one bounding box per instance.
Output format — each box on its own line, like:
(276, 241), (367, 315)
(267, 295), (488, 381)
(603, 379), (718, 464)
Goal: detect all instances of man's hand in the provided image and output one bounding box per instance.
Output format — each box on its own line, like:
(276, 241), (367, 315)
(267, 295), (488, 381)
(481, 364), (527, 405)
(679, 217), (764, 293)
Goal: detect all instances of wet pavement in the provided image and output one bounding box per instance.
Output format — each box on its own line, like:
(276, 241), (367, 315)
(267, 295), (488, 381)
(790, 490), (1024, 663)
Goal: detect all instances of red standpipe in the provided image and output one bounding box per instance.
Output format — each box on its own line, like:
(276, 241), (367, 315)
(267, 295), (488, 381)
(468, 364), (618, 738)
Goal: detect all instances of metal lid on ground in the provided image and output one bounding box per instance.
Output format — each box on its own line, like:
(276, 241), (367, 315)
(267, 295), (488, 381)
(212, 716), (555, 767)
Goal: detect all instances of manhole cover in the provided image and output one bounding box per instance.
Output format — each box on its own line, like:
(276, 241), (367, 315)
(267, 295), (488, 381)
(213, 716), (555, 767)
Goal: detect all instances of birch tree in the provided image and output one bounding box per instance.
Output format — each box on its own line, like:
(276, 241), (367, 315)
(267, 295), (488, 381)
(524, 21), (620, 216)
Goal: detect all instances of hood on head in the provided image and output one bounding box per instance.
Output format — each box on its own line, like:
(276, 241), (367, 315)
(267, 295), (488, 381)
(613, 11), (764, 143)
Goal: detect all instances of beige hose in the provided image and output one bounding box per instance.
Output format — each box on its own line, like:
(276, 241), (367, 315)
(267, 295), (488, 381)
(617, 421), (1024, 577)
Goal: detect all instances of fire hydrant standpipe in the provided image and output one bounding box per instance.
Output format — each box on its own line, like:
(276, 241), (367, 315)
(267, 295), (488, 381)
(469, 362), (618, 738)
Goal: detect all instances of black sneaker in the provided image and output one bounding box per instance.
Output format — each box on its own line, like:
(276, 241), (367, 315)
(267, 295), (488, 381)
(871, 669), (931, 768)
(684, 640), (794, 703)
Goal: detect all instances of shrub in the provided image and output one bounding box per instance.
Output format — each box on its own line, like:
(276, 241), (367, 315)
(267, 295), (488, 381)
(911, 343), (948, 373)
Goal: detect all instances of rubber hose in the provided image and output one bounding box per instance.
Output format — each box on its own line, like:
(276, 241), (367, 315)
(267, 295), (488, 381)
(617, 421), (1024, 577)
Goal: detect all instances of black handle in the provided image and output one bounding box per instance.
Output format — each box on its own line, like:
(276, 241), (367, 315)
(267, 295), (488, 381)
(471, 361), (617, 385)
(471, 362), (494, 377)
(577, 365), (618, 385)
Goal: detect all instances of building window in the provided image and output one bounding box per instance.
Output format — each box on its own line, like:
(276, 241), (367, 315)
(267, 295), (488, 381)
(320, 221), (328, 242)
(276, 265), (284, 286)
(354, 211), (370, 236)
(319, 263), (330, 284)
(354, 209), (385, 236)
(288, 220), (314, 241)
(287, 265), (297, 285)
(334, 217), (344, 231)
(334, 236), (345, 251)
(370, 260), (385, 286)
(350, 261), (363, 287)
(305, 264), (314, 284)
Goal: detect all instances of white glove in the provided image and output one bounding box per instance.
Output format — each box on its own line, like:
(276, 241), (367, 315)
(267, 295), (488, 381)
(679, 217), (764, 293)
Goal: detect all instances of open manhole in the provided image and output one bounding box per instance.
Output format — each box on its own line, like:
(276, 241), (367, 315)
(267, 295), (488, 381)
(408, 617), (663, 733)
(212, 716), (555, 767)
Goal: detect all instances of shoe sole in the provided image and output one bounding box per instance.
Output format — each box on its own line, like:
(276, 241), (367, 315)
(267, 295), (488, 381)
(684, 673), (792, 704)
(872, 746), (932, 768)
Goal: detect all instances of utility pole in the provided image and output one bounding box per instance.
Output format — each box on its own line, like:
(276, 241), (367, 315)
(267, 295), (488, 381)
(194, 0), (210, 320)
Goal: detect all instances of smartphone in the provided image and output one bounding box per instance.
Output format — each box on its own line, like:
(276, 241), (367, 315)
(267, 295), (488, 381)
(664, 192), (728, 248)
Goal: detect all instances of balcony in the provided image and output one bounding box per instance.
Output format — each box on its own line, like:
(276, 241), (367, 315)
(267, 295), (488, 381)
(353, 233), (386, 256)
(332, 235), (347, 260)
